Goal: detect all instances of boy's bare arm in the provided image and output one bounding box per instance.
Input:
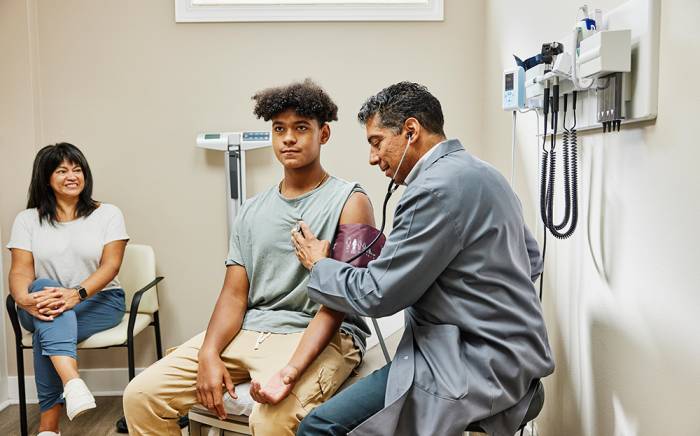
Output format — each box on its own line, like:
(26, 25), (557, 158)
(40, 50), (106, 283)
(250, 192), (375, 404)
(197, 264), (249, 419)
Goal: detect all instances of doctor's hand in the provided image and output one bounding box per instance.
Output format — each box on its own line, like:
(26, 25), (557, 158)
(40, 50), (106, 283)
(291, 221), (330, 270)
(249, 364), (299, 405)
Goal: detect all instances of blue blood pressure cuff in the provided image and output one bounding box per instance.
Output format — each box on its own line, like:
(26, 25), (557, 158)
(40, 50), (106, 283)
(331, 224), (386, 267)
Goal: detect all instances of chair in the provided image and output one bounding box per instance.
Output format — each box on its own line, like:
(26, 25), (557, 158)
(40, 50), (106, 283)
(5, 243), (164, 436)
(465, 379), (545, 435)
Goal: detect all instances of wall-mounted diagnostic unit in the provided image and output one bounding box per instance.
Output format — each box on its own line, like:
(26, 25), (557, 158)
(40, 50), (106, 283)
(503, 66), (525, 111)
(196, 131), (272, 237)
(499, 0), (660, 287)
(507, 0), (659, 132)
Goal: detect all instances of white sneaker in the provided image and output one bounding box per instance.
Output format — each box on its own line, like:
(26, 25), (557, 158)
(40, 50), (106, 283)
(37, 432), (61, 436)
(62, 378), (96, 420)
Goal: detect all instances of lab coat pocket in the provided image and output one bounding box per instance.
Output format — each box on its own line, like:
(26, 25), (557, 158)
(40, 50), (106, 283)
(413, 323), (469, 400)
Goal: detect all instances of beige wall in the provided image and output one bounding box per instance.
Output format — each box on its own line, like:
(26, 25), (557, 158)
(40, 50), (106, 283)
(9, 2), (698, 434)
(0, 233), (7, 403)
(0, 0), (43, 383)
(1, 0), (485, 374)
(482, 1), (700, 435)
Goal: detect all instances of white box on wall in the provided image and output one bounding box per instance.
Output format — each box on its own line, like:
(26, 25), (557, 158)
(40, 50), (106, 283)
(578, 30), (632, 78)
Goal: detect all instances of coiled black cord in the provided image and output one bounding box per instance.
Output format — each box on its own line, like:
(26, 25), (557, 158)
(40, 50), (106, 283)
(556, 116), (572, 230)
(540, 90), (579, 240)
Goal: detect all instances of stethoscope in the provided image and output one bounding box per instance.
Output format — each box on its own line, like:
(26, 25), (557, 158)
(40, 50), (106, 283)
(344, 132), (413, 264)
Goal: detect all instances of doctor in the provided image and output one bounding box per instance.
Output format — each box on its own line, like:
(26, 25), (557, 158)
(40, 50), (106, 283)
(292, 82), (554, 436)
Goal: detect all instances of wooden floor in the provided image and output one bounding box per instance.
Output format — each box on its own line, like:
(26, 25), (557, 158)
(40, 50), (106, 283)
(0, 396), (127, 436)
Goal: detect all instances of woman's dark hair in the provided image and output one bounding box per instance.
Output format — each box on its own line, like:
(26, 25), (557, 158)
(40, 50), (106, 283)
(27, 142), (98, 225)
(252, 78), (338, 126)
(357, 81), (445, 136)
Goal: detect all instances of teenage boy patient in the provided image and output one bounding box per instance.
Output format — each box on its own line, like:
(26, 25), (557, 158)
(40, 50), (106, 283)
(123, 79), (381, 435)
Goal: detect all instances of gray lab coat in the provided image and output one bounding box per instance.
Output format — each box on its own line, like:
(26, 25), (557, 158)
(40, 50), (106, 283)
(308, 139), (555, 436)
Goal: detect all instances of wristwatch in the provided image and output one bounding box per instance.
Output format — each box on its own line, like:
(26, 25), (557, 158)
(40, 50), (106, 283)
(74, 286), (88, 301)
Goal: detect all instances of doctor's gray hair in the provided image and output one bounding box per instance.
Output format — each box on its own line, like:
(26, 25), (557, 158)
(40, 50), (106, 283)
(357, 82), (445, 136)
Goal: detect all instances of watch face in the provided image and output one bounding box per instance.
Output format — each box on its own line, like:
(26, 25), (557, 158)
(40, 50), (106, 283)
(78, 287), (88, 299)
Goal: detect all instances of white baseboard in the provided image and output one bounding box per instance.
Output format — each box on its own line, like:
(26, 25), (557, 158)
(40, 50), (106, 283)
(7, 367), (146, 403)
(0, 399), (14, 412)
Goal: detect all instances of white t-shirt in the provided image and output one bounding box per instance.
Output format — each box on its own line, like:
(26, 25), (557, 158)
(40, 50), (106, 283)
(7, 203), (129, 291)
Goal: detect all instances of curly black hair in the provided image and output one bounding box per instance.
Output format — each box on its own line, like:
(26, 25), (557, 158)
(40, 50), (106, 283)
(252, 79), (338, 126)
(357, 81), (445, 136)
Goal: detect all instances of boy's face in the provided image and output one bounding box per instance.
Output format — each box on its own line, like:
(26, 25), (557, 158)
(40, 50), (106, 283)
(271, 109), (329, 170)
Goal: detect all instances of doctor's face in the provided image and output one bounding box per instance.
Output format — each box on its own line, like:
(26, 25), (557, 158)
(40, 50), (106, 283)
(272, 109), (329, 170)
(365, 115), (414, 184)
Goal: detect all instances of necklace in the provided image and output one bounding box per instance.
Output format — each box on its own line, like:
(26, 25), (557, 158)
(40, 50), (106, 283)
(280, 171), (328, 197)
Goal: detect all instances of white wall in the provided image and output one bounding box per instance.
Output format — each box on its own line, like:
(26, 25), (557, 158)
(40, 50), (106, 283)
(481, 1), (700, 435)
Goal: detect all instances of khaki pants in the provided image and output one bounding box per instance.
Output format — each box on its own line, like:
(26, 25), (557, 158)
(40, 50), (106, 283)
(123, 329), (360, 436)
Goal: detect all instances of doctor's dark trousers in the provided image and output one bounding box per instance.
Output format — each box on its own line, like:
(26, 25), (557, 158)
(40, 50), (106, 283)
(296, 363), (391, 436)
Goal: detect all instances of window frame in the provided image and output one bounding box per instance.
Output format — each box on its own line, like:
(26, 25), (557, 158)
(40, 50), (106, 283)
(175, 0), (443, 22)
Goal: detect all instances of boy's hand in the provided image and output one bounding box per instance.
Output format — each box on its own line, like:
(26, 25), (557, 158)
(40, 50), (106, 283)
(250, 365), (299, 405)
(196, 352), (236, 419)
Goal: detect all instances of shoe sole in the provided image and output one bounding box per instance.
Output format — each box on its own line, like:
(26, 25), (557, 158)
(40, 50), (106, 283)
(68, 401), (96, 421)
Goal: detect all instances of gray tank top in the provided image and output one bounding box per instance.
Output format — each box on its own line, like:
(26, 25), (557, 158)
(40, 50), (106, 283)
(225, 176), (371, 355)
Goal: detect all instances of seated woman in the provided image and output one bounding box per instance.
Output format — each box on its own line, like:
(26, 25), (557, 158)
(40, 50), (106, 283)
(7, 142), (129, 436)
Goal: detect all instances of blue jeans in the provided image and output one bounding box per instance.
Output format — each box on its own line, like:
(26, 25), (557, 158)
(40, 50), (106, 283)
(296, 363), (391, 436)
(18, 278), (125, 412)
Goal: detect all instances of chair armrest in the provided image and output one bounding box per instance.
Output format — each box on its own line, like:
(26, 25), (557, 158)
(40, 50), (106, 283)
(127, 276), (164, 342)
(5, 294), (24, 344)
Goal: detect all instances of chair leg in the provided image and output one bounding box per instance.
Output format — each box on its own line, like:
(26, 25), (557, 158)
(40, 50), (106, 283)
(153, 311), (163, 360)
(16, 344), (28, 436)
(127, 336), (135, 381)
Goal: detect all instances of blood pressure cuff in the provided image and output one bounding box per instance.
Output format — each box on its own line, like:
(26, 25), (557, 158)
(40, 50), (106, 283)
(331, 224), (386, 267)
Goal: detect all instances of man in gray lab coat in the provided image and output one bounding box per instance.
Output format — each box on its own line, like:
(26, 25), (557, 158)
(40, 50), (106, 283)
(292, 82), (554, 436)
